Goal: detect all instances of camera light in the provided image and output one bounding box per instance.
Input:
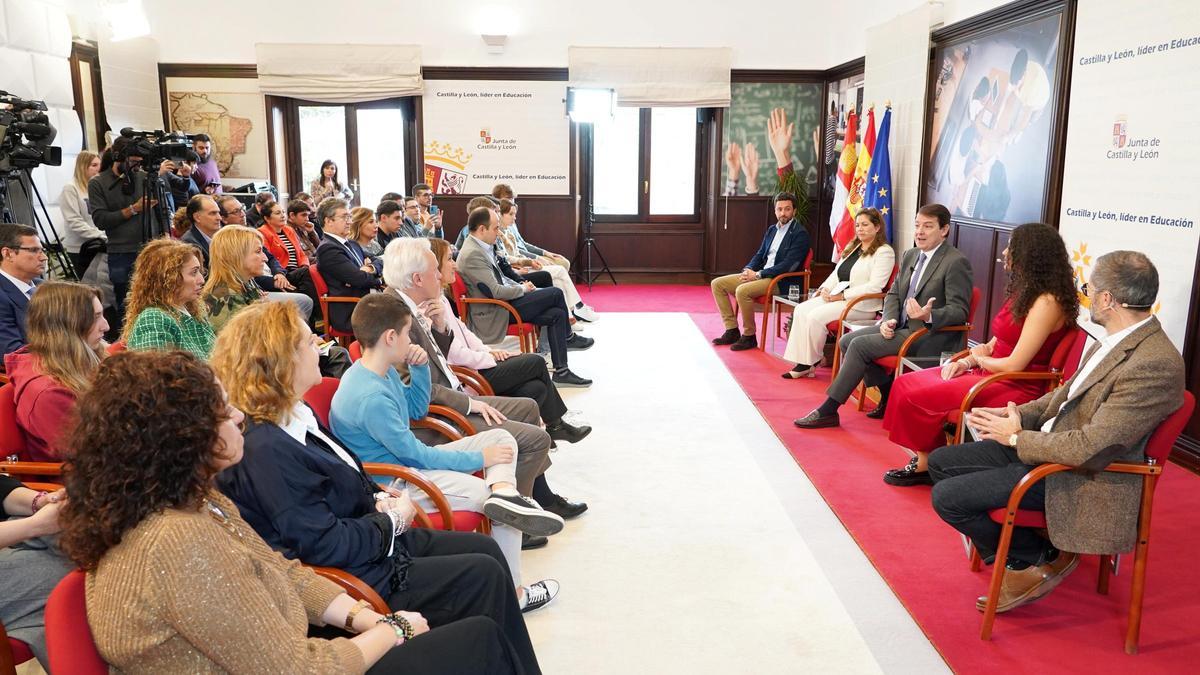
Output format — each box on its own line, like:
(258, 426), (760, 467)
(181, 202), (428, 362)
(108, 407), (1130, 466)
(567, 88), (616, 124)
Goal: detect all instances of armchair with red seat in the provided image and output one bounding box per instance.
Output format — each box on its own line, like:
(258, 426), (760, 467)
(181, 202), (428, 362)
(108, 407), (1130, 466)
(827, 264), (899, 376)
(743, 248), (814, 350)
(308, 263), (361, 347)
(972, 392), (1195, 655)
(450, 275), (537, 354)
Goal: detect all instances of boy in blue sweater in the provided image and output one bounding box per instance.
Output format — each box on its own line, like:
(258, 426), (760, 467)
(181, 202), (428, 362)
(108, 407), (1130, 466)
(331, 292), (562, 611)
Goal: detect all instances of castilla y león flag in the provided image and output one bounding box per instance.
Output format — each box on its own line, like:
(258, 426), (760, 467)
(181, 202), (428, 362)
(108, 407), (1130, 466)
(828, 111), (858, 260)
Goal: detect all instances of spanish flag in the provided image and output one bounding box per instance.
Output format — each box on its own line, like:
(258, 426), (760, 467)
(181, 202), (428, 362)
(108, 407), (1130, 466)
(846, 106), (876, 225)
(827, 111), (858, 261)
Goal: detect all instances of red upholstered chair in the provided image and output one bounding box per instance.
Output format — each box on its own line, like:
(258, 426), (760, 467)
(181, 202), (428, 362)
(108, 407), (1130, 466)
(828, 264), (900, 377)
(348, 340), (362, 362)
(0, 384), (27, 462)
(309, 263), (359, 347)
(1, 620), (35, 675)
(45, 570), (108, 674)
(302, 377), (343, 428)
(854, 286), (982, 411)
(974, 391), (1195, 654)
(450, 275), (537, 353)
(945, 326), (1087, 444)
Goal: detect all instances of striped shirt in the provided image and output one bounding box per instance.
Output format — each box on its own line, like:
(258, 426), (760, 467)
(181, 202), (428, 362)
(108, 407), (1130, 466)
(280, 234), (298, 269)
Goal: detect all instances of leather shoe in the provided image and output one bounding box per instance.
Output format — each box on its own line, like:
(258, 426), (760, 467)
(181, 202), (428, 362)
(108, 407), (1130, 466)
(541, 494), (588, 520)
(566, 334), (594, 351)
(976, 552), (1079, 613)
(729, 334), (758, 351)
(552, 369), (592, 388)
(547, 420), (592, 444)
(712, 328), (740, 345)
(794, 409), (839, 429)
(883, 457), (932, 486)
(521, 533), (549, 550)
(865, 403), (887, 420)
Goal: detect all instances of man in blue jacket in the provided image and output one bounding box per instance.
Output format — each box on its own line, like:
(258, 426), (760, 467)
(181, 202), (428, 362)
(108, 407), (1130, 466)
(710, 192), (810, 351)
(0, 224), (46, 357)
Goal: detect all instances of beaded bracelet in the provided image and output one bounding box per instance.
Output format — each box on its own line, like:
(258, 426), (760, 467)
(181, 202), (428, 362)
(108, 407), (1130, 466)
(377, 613), (414, 647)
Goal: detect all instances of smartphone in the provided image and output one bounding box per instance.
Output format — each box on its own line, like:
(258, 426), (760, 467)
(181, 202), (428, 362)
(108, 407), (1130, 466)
(318, 339), (335, 356)
(429, 205), (439, 217)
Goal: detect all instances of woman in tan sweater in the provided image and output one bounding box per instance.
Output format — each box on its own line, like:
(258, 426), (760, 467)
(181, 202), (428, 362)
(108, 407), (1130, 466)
(57, 350), (526, 674)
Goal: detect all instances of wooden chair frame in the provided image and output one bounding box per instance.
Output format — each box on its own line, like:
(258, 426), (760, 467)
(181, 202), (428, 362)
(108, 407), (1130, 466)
(450, 366), (495, 396)
(460, 297), (538, 353)
(829, 291), (887, 377)
(757, 269), (813, 350)
(308, 566), (390, 614)
(852, 322), (974, 411)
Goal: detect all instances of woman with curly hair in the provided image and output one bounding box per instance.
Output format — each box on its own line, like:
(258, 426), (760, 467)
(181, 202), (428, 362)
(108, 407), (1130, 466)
(122, 238), (216, 358)
(5, 281), (107, 460)
(210, 302), (540, 672)
(57, 350), (528, 673)
(880, 222), (1079, 486)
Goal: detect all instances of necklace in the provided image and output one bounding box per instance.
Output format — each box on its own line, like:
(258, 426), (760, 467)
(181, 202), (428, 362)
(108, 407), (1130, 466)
(204, 499), (243, 540)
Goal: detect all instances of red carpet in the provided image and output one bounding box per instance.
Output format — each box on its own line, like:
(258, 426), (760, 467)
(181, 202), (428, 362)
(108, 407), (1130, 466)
(595, 285), (1200, 672)
(577, 283), (716, 314)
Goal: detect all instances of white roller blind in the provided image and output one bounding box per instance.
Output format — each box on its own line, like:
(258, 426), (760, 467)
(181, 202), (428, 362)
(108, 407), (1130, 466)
(568, 46), (731, 108)
(255, 43), (422, 103)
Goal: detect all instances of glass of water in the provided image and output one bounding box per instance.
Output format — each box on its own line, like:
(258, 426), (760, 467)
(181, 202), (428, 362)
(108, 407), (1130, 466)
(788, 285), (801, 302)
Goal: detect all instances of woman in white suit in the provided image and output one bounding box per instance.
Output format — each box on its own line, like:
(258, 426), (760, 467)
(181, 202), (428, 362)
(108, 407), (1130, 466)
(781, 207), (894, 378)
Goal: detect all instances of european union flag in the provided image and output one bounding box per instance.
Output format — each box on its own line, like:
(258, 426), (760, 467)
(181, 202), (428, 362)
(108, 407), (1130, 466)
(862, 107), (894, 241)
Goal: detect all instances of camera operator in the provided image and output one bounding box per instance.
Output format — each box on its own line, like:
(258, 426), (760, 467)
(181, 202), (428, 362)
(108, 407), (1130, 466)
(168, 150), (201, 208)
(88, 135), (171, 323)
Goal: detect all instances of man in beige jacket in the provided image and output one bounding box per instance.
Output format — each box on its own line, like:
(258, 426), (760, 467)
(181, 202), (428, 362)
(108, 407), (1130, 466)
(928, 250), (1185, 613)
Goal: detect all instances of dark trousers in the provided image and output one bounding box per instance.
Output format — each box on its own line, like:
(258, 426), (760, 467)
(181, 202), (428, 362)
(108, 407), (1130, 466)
(386, 528), (540, 674)
(286, 266), (321, 324)
(520, 270), (552, 288)
(480, 353), (567, 424)
(107, 251), (138, 330)
(509, 287), (570, 370)
(929, 440), (1048, 566)
(367, 616), (524, 674)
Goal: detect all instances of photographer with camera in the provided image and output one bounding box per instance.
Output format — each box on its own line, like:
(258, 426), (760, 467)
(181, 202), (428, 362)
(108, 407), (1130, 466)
(88, 135), (172, 324)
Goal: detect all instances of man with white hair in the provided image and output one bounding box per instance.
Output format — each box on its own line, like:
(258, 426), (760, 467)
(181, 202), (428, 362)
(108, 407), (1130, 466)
(384, 237), (590, 523)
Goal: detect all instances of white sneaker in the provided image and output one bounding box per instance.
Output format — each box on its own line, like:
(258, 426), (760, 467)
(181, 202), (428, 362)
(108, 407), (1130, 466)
(573, 304), (599, 322)
(520, 579), (560, 613)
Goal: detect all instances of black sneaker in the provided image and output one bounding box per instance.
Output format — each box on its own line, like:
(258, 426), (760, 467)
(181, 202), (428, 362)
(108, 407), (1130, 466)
(542, 494), (588, 519)
(547, 420), (592, 443)
(522, 533), (549, 550)
(712, 328), (740, 345)
(482, 494), (564, 537)
(566, 334), (594, 351)
(520, 579), (560, 613)
(552, 369), (592, 388)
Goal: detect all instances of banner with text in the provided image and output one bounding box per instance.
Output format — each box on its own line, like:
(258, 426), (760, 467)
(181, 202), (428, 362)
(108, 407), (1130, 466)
(421, 80), (570, 196)
(1058, 2), (1200, 349)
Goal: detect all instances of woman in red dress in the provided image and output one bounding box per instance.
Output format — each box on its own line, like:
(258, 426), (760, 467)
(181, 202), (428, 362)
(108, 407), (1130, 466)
(880, 223), (1078, 486)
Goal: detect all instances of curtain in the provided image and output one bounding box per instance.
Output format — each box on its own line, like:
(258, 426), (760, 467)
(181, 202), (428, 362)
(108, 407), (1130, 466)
(255, 43), (422, 103)
(568, 46), (731, 108)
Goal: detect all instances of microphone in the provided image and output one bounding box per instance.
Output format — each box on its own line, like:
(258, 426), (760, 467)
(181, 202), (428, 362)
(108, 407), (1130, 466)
(120, 127), (135, 138)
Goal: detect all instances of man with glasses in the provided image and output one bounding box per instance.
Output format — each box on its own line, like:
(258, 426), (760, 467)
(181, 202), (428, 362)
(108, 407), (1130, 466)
(402, 198), (424, 237)
(930, 250), (1185, 614)
(316, 198), (383, 332)
(412, 184), (443, 238)
(0, 224), (47, 356)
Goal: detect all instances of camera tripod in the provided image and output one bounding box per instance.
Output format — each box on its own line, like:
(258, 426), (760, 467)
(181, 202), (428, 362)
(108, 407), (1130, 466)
(572, 124), (615, 290)
(0, 168), (77, 280)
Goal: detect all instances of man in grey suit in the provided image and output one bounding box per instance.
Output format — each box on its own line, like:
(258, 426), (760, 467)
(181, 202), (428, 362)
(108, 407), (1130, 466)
(931, 250), (1184, 613)
(795, 204), (974, 437)
(457, 206), (592, 387)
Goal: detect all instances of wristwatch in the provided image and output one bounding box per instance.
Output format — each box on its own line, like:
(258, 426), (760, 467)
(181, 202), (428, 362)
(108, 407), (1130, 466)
(1007, 433), (1019, 448)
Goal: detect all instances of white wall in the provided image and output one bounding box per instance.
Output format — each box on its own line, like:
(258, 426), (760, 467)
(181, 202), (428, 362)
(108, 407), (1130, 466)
(0, 0), (78, 242)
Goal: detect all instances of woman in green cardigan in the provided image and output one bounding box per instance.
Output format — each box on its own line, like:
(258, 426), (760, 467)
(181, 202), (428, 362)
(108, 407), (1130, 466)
(122, 238), (216, 358)
(202, 225), (269, 333)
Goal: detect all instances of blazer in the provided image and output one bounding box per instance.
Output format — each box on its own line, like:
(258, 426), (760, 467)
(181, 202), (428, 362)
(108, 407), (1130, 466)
(179, 227), (211, 267)
(817, 244), (896, 314)
(1014, 317), (1185, 554)
(259, 224), (310, 269)
(316, 234), (382, 332)
(456, 235), (527, 344)
(745, 220), (811, 291)
(881, 244), (974, 356)
(0, 274), (42, 357)
(217, 415), (406, 598)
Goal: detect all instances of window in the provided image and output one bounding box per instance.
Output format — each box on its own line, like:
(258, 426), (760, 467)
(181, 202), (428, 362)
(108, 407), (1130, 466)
(588, 107), (701, 221)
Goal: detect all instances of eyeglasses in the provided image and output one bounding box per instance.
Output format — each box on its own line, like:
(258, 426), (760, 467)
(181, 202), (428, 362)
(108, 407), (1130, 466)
(1080, 283), (1154, 309)
(16, 246), (45, 256)
(1080, 283), (1098, 297)
(329, 212), (351, 222)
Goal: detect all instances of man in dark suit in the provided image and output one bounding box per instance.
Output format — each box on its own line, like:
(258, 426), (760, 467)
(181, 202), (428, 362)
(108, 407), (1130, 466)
(315, 198), (382, 332)
(179, 194), (222, 266)
(0, 224), (46, 357)
(710, 192), (811, 351)
(795, 203), (974, 443)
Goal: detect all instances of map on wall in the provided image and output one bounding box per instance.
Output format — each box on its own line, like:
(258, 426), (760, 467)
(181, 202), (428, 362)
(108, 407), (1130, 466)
(161, 75), (270, 183)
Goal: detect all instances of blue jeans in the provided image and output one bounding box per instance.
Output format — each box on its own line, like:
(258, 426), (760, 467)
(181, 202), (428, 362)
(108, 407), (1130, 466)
(107, 251), (138, 328)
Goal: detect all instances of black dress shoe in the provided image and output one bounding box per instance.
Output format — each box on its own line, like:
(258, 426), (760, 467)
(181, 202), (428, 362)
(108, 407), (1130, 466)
(565, 334), (594, 351)
(883, 457), (933, 486)
(729, 334), (758, 351)
(793, 409), (840, 429)
(712, 328), (740, 345)
(552, 369), (592, 388)
(542, 494), (588, 520)
(547, 420), (592, 443)
(522, 533), (549, 550)
(865, 403), (887, 420)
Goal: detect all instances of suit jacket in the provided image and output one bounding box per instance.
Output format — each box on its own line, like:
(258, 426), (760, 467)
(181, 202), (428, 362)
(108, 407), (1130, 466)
(817, 243), (896, 314)
(881, 244), (973, 356)
(316, 234), (382, 332)
(179, 227), (211, 267)
(0, 275), (42, 357)
(456, 235), (526, 344)
(395, 290), (462, 395)
(217, 415), (404, 598)
(746, 220), (811, 292)
(1014, 317), (1185, 554)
